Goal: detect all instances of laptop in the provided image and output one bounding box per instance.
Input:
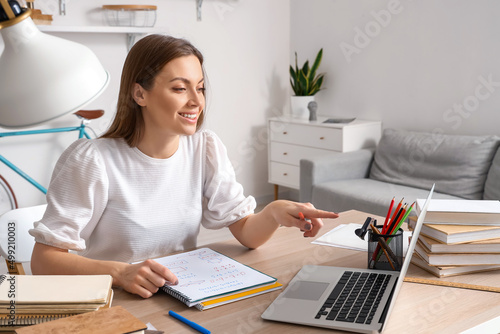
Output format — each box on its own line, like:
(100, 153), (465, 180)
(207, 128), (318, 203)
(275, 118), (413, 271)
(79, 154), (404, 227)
(261, 185), (435, 333)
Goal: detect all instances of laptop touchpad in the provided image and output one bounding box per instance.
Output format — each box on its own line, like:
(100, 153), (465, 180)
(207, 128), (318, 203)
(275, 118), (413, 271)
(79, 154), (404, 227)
(284, 281), (329, 301)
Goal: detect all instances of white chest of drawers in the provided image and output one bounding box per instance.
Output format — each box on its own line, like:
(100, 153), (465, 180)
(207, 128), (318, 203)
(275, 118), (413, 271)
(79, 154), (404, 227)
(268, 116), (382, 197)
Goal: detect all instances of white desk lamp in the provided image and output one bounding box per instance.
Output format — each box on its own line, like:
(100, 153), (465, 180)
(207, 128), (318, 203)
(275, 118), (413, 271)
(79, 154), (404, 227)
(0, 0), (109, 128)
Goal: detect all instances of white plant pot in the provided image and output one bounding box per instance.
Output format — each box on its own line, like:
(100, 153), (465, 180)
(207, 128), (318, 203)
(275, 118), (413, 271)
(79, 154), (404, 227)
(290, 96), (315, 120)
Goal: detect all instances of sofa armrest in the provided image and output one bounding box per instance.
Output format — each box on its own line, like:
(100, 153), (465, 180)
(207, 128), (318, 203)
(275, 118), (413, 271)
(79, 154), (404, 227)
(299, 148), (375, 203)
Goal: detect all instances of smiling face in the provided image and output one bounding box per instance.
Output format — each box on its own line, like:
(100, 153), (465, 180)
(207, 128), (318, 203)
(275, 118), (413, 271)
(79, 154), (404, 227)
(133, 55), (205, 141)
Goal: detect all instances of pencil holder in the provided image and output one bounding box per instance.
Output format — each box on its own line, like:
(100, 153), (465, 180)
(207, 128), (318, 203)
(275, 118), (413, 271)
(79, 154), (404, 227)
(367, 225), (403, 271)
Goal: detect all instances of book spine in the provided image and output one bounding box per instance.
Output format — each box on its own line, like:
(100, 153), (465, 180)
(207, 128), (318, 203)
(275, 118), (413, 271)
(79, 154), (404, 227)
(160, 285), (193, 307)
(0, 314), (74, 326)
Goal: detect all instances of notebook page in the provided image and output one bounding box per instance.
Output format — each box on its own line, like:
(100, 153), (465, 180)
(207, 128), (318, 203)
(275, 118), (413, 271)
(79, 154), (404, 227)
(154, 248), (275, 302)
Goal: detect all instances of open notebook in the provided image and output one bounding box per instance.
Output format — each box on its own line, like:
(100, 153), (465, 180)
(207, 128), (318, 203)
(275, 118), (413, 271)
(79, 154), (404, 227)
(153, 248), (282, 310)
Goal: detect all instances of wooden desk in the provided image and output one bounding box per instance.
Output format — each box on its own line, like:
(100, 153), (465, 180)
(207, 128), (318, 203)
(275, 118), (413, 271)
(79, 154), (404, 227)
(113, 210), (500, 333)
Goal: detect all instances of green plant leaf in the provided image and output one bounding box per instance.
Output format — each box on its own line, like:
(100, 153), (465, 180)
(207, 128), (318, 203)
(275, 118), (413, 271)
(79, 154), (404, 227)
(290, 66), (296, 81)
(302, 60), (310, 77)
(290, 65), (301, 95)
(308, 48), (323, 83)
(290, 79), (297, 95)
(298, 71), (309, 96)
(294, 52), (300, 74)
(310, 74), (324, 90)
(290, 49), (325, 96)
(309, 75), (324, 95)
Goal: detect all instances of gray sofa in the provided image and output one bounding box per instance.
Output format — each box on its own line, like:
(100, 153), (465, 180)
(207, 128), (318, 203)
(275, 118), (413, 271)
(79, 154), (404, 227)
(300, 128), (500, 217)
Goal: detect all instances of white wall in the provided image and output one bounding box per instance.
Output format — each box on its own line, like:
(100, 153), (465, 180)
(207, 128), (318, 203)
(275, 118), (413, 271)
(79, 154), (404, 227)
(0, 0), (290, 208)
(291, 0), (500, 137)
(7, 0), (497, 209)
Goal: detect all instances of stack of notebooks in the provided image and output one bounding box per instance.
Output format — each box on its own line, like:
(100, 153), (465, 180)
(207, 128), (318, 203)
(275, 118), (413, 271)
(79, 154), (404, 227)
(153, 248), (282, 310)
(0, 275), (113, 331)
(410, 199), (500, 277)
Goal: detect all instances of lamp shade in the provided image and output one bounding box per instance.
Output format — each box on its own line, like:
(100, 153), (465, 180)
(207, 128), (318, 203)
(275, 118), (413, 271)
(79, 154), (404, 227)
(0, 10), (109, 128)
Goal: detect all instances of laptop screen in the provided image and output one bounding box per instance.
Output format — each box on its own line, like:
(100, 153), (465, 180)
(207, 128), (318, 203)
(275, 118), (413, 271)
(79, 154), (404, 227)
(379, 184), (435, 332)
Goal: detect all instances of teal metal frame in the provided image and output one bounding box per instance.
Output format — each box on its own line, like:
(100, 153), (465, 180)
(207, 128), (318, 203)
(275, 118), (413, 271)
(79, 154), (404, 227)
(0, 122), (91, 194)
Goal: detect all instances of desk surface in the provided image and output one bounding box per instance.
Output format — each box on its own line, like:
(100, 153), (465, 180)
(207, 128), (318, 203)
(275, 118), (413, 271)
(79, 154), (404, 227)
(114, 210), (500, 334)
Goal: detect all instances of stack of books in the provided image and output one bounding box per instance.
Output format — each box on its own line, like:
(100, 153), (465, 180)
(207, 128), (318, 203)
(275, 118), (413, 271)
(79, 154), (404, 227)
(0, 275), (113, 331)
(409, 199), (500, 278)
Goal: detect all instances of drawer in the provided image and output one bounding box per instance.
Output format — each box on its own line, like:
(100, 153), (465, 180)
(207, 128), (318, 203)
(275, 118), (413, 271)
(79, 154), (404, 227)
(269, 121), (343, 151)
(270, 142), (339, 165)
(269, 162), (300, 189)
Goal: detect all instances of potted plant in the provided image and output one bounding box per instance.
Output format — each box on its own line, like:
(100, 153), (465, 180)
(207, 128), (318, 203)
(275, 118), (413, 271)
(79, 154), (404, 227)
(289, 48), (324, 119)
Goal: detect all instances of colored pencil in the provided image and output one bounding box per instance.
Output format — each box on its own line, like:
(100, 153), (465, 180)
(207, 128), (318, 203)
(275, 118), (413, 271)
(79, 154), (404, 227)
(389, 204), (407, 235)
(385, 198), (403, 232)
(386, 205), (404, 235)
(390, 202), (415, 236)
(382, 197), (395, 234)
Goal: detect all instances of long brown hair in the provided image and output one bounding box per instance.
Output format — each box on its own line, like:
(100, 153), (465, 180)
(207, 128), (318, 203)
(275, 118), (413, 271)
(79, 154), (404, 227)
(101, 34), (205, 146)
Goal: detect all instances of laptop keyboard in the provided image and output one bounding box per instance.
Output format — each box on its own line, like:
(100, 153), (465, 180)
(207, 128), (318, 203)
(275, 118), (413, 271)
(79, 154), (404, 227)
(315, 271), (391, 325)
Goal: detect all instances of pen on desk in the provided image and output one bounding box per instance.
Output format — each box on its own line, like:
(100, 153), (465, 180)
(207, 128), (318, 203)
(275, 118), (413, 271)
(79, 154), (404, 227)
(169, 310), (211, 334)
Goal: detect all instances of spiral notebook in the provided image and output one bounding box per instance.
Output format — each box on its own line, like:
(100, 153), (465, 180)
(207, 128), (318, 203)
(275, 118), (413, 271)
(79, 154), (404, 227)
(154, 248), (281, 310)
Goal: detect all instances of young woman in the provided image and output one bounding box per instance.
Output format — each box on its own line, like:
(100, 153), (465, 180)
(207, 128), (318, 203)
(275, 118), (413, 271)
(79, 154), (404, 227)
(30, 35), (338, 298)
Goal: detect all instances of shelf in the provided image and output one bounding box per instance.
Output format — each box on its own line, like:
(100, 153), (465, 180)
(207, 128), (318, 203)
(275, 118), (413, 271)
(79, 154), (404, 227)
(38, 25), (164, 50)
(38, 25), (160, 34)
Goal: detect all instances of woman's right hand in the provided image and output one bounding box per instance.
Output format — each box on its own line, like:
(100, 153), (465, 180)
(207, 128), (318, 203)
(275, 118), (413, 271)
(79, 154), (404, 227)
(115, 259), (178, 298)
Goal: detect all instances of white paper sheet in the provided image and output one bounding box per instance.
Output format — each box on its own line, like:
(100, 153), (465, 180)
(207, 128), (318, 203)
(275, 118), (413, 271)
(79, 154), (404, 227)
(312, 223), (411, 254)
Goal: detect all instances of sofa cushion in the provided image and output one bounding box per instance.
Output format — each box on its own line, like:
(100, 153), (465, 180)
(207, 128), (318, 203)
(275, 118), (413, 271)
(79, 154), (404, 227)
(369, 129), (500, 200)
(484, 147), (500, 200)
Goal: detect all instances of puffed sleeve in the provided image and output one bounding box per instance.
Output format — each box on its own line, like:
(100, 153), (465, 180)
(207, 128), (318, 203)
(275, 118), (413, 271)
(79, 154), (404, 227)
(29, 138), (109, 251)
(201, 130), (256, 229)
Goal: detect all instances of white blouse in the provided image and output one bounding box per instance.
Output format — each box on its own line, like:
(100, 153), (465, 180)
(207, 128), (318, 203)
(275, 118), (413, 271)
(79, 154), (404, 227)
(29, 130), (256, 263)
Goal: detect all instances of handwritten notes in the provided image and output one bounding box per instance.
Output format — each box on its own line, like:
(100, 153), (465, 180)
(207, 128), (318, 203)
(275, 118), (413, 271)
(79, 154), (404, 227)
(154, 248), (275, 303)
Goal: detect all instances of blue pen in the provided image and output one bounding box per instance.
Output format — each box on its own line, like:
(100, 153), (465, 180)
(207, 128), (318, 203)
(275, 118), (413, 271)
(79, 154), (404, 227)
(168, 310), (211, 334)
